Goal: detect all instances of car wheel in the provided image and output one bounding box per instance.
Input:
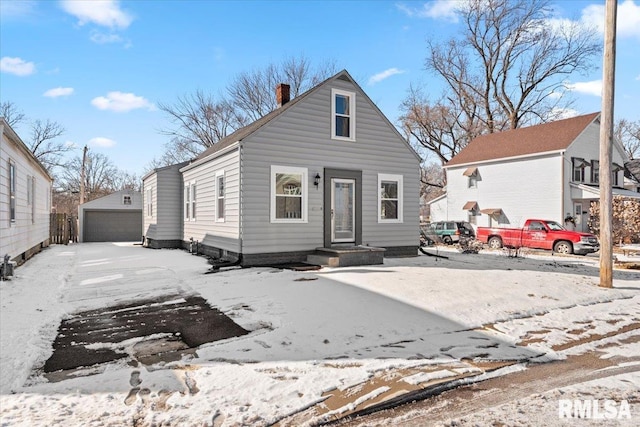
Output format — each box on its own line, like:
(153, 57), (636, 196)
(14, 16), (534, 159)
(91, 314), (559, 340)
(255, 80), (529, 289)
(554, 241), (573, 254)
(488, 236), (502, 249)
(443, 235), (453, 245)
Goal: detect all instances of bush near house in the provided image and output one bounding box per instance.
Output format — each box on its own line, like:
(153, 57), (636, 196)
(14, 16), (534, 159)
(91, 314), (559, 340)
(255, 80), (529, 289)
(588, 196), (640, 244)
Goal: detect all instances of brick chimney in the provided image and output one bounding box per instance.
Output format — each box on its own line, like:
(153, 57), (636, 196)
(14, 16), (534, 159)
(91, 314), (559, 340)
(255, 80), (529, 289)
(276, 83), (290, 107)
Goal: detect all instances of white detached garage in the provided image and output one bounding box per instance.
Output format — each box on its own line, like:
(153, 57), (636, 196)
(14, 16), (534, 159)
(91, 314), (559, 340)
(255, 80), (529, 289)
(78, 190), (143, 242)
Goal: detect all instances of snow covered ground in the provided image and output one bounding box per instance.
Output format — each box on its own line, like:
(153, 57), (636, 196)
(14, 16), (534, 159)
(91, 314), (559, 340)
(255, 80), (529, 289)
(1, 243), (638, 426)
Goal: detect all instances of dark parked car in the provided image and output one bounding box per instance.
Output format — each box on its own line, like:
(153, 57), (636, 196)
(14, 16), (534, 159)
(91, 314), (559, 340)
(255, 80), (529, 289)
(429, 221), (475, 245)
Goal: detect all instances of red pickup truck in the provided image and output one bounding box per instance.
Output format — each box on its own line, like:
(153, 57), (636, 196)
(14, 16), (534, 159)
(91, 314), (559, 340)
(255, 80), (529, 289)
(476, 219), (600, 255)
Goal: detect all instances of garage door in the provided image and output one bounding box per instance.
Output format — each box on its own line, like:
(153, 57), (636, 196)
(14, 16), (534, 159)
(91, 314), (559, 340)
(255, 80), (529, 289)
(84, 210), (142, 242)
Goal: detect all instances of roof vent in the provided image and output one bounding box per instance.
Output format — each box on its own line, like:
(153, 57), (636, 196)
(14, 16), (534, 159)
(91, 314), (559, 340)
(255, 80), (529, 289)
(276, 83), (290, 107)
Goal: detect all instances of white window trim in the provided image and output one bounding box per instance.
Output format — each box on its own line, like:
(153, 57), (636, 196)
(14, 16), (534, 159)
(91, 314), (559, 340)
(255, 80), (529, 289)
(216, 170), (225, 223)
(122, 194), (132, 205)
(270, 165), (308, 223)
(190, 182), (197, 221)
(146, 188), (153, 217)
(378, 173), (403, 223)
(9, 160), (16, 224)
(331, 88), (356, 141)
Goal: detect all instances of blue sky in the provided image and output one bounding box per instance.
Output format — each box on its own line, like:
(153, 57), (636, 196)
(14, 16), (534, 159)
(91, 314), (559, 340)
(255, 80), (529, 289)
(1, 0), (640, 178)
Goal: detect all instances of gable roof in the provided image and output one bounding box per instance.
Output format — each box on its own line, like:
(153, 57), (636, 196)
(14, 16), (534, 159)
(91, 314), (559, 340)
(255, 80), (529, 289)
(445, 112), (600, 167)
(626, 159), (640, 182)
(1, 117), (53, 181)
(189, 69), (420, 166)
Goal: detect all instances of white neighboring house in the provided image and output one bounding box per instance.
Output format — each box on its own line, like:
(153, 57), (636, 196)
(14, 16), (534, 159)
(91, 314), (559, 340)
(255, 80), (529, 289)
(429, 112), (639, 232)
(1, 118), (53, 264)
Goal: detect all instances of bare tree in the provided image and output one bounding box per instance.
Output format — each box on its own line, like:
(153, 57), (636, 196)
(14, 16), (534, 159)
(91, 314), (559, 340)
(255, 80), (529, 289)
(29, 119), (72, 171)
(403, 0), (599, 162)
(156, 56), (337, 165)
(0, 101), (26, 127)
(615, 119), (640, 160)
(158, 91), (244, 163)
(227, 55), (337, 122)
(60, 151), (119, 201)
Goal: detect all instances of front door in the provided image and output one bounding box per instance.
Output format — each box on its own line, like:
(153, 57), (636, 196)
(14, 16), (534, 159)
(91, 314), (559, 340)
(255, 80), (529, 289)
(331, 178), (355, 243)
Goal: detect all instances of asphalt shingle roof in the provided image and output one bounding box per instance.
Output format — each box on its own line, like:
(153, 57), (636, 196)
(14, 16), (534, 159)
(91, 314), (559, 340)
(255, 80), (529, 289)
(445, 112), (600, 167)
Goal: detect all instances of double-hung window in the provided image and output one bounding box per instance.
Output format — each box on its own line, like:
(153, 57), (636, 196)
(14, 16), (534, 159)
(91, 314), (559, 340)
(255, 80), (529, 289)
(591, 160), (599, 184)
(572, 158), (586, 183)
(271, 165), (307, 223)
(146, 188), (153, 217)
(378, 173), (403, 223)
(191, 184), (197, 219)
(216, 171), (225, 222)
(331, 89), (356, 140)
(184, 184), (191, 220)
(9, 161), (16, 223)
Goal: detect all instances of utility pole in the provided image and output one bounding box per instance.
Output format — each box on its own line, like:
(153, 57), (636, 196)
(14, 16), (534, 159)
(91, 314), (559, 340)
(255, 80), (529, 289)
(599, 0), (617, 288)
(79, 145), (88, 205)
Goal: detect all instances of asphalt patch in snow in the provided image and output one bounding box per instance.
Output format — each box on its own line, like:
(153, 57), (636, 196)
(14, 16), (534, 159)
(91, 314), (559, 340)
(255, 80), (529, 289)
(43, 294), (249, 375)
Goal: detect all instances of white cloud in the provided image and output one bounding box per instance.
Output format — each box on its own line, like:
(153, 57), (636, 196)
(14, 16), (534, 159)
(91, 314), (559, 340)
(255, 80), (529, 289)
(368, 68), (406, 85)
(43, 87), (74, 98)
(89, 137), (116, 148)
(397, 0), (462, 22)
(565, 80), (602, 97)
(90, 31), (123, 44)
(581, 0), (640, 39)
(547, 108), (579, 121)
(60, 0), (133, 29)
(0, 56), (35, 76)
(91, 91), (155, 112)
(0, 0), (36, 18)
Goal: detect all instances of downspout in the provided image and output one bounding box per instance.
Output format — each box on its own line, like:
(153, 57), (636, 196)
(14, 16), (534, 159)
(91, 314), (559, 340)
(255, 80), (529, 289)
(238, 143), (243, 261)
(561, 151), (566, 224)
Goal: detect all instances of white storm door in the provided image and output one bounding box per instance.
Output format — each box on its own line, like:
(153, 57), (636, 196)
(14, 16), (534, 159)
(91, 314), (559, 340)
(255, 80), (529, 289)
(331, 178), (355, 243)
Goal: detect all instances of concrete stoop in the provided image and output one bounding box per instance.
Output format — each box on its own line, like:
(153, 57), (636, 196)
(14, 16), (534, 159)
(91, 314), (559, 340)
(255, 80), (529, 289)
(277, 359), (517, 426)
(306, 246), (386, 267)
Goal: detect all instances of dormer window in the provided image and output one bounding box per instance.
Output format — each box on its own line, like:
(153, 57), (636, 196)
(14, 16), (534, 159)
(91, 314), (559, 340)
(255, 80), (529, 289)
(331, 89), (355, 141)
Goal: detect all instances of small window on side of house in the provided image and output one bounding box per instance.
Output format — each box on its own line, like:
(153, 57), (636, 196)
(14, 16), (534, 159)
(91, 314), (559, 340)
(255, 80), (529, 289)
(572, 158), (586, 183)
(184, 184), (190, 220)
(216, 172), (225, 222)
(123, 194), (132, 205)
(191, 183), (197, 220)
(591, 160), (599, 184)
(9, 161), (16, 223)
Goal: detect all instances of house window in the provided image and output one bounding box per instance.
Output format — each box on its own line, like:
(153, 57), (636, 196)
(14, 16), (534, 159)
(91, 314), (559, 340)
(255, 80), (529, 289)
(271, 165), (307, 223)
(146, 188), (153, 217)
(30, 176), (35, 223)
(468, 174), (477, 188)
(378, 173), (403, 223)
(572, 158), (586, 182)
(184, 184), (191, 220)
(191, 183), (197, 219)
(331, 89), (356, 141)
(123, 194), (132, 205)
(216, 172), (225, 222)
(9, 161), (16, 223)
(591, 160), (599, 184)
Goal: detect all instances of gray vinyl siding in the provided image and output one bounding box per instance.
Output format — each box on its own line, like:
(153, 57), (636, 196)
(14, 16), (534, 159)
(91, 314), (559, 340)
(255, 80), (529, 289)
(182, 148), (240, 252)
(240, 78), (420, 254)
(143, 164), (185, 241)
(142, 172), (158, 239)
(1, 123), (52, 261)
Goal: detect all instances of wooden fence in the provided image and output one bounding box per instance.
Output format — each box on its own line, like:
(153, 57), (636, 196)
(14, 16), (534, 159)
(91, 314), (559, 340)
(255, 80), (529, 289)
(50, 213), (78, 244)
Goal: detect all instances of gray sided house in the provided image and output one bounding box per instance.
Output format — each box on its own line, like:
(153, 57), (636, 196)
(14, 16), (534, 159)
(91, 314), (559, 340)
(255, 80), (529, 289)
(142, 162), (188, 248)
(146, 70), (421, 266)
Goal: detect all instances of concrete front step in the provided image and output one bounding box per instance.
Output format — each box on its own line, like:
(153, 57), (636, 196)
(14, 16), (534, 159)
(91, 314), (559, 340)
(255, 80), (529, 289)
(306, 246), (385, 267)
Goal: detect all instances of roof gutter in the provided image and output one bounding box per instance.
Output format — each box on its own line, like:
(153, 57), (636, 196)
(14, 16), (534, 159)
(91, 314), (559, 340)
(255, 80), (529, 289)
(180, 141), (240, 173)
(444, 149), (566, 169)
